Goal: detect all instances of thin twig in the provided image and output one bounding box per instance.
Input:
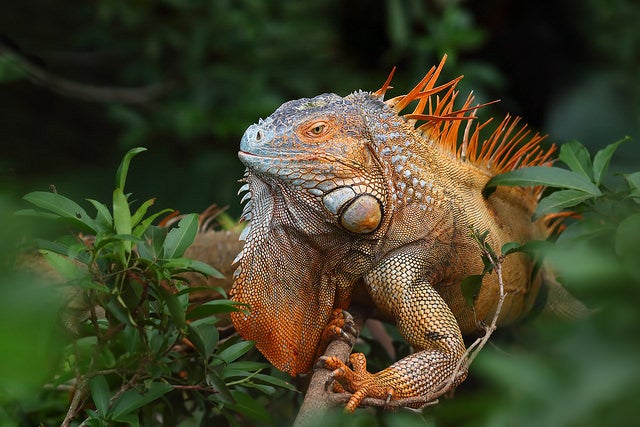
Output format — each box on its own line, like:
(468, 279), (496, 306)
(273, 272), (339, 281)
(60, 376), (88, 427)
(0, 41), (172, 104)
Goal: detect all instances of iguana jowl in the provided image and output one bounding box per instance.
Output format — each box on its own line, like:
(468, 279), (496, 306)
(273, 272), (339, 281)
(230, 57), (561, 410)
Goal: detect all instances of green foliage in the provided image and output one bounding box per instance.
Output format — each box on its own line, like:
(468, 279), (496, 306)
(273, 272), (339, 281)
(448, 138), (640, 426)
(5, 148), (295, 426)
(460, 228), (500, 308)
(486, 137), (632, 219)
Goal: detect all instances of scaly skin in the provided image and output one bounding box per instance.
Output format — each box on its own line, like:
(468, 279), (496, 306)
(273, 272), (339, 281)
(230, 57), (556, 409)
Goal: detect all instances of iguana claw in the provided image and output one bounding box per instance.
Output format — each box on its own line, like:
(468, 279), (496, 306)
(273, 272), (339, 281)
(319, 308), (357, 347)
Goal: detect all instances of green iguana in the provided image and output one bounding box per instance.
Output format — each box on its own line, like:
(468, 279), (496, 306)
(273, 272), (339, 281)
(229, 56), (584, 411)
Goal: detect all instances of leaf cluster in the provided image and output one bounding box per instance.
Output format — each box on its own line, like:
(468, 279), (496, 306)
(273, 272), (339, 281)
(443, 137), (640, 427)
(10, 149), (295, 426)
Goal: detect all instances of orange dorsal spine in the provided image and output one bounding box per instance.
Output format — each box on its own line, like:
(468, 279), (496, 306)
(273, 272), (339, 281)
(375, 55), (556, 197)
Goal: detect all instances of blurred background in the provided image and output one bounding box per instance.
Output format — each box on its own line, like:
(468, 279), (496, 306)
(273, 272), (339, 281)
(1, 0), (639, 425)
(1, 0), (638, 216)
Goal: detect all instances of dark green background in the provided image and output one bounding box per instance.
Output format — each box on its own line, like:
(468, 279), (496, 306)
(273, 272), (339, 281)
(2, 0), (638, 217)
(1, 0), (639, 425)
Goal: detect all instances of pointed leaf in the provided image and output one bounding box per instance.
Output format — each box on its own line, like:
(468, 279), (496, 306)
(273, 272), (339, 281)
(87, 198), (113, 230)
(90, 375), (110, 416)
(35, 239), (91, 264)
(501, 241), (522, 256)
(558, 140), (593, 180)
(133, 208), (173, 237)
(186, 299), (243, 320)
(215, 340), (255, 365)
(108, 382), (173, 420)
(592, 137), (629, 185)
(461, 274), (484, 307)
(625, 171), (640, 202)
(14, 209), (62, 220)
(162, 257), (224, 279)
(39, 250), (84, 280)
(533, 189), (594, 219)
(23, 191), (97, 232)
(115, 147), (146, 190)
(112, 188), (132, 254)
(159, 286), (186, 329)
(162, 214), (198, 259)
(130, 198), (156, 228)
(227, 391), (271, 422)
(253, 373), (298, 391)
(187, 318), (219, 358)
(206, 372), (235, 404)
(486, 166), (602, 196)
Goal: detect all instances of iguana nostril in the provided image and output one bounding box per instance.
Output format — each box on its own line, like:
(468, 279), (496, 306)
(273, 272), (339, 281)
(256, 129), (264, 142)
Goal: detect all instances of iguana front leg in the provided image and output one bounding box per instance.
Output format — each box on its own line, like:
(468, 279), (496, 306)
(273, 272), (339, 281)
(322, 250), (467, 411)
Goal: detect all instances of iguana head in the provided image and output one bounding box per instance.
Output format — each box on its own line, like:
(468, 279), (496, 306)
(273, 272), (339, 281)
(238, 92), (389, 235)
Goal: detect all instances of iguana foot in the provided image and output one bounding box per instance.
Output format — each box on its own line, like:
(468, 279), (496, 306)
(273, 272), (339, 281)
(320, 352), (395, 412)
(320, 308), (357, 346)
(320, 350), (466, 412)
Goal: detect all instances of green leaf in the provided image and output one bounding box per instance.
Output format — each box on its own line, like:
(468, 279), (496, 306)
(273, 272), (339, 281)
(137, 225), (167, 261)
(87, 198), (113, 230)
(162, 257), (224, 279)
(625, 171), (640, 201)
(112, 188), (132, 254)
(460, 274), (484, 307)
(615, 213), (640, 256)
(108, 382), (173, 420)
(215, 340), (254, 365)
(93, 233), (144, 251)
(115, 147), (146, 190)
(486, 166), (602, 196)
(558, 140), (593, 180)
(501, 241), (522, 256)
(223, 361), (270, 372)
(227, 390), (271, 422)
(206, 372), (235, 404)
(253, 373), (298, 391)
(132, 208), (173, 238)
(39, 250), (84, 280)
(23, 191), (97, 232)
(159, 286), (186, 329)
(130, 198), (156, 228)
(13, 209), (61, 220)
(177, 285), (228, 298)
(592, 137), (629, 185)
(90, 375), (111, 416)
(533, 189), (594, 219)
(187, 318), (219, 358)
(162, 214), (198, 259)
(187, 299), (244, 320)
(512, 239), (553, 257)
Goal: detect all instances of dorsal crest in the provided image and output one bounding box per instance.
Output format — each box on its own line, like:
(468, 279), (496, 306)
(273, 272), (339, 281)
(373, 55), (556, 180)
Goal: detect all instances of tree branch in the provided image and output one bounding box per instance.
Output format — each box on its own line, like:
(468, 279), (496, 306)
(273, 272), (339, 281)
(1, 40), (172, 104)
(293, 305), (368, 427)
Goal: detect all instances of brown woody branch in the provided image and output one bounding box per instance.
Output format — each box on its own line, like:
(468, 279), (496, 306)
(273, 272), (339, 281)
(293, 305), (368, 427)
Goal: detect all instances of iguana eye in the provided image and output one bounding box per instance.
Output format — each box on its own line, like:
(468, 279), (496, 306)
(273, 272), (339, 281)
(305, 121), (328, 137)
